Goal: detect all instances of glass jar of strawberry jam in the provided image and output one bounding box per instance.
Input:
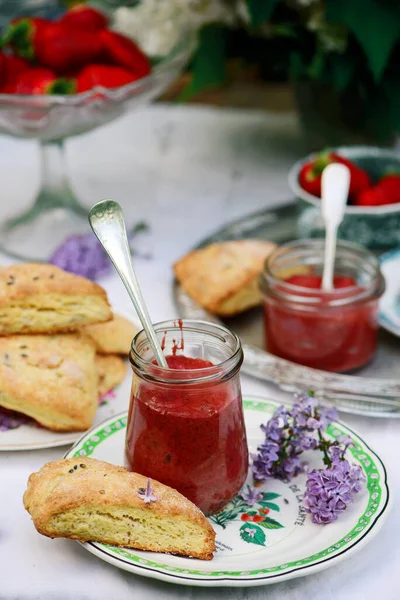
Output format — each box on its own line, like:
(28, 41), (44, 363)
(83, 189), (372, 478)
(125, 320), (248, 515)
(260, 240), (385, 373)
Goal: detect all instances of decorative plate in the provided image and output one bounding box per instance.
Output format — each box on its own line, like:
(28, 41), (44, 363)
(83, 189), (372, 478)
(65, 396), (391, 587)
(174, 203), (400, 418)
(0, 309), (137, 451)
(379, 249), (400, 338)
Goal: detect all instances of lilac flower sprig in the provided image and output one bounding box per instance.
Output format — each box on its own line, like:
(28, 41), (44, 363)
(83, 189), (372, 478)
(137, 478), (158, 504)
(252, 393), (365, 524)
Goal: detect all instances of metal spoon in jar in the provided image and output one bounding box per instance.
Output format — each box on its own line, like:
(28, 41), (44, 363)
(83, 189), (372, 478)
(320, 162), (351, 292)
(89, 199), (168, 368)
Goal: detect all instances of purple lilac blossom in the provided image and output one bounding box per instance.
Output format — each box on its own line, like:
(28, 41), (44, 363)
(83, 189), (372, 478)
(252, 392), (365, 525)
(304, 457), (365, 524)
(0, 408), (30, 432)
(49, 233), (111, 280)
(137, 478), (158, 504)
(239, 485), (263, 505)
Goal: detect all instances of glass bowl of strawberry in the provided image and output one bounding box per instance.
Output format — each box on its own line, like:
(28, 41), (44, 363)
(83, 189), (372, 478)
(0, 2), (195, 261)
(259, 239), (385, 373)
(289, 146), (400, 251)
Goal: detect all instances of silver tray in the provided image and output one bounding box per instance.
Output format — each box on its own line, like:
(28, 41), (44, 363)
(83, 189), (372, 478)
(173, 202), (400, 418)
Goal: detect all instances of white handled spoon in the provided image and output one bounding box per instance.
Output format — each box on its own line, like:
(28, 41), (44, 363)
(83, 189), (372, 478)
(320, 163), (351, 291)
(89, 199), (168, 368)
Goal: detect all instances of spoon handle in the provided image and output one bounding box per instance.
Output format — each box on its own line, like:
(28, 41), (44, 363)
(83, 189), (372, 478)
(321, 225), (337, 292)
(89, 199), (168, 368)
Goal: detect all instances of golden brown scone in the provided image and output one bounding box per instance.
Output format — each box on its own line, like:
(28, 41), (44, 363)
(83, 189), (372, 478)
(96, 355), (127, 396)
(23, 457), (216, 560)
(174, 240), (277, 316)
(0, 263), (111, 335)
(0, 333), (98, 431)
(83, 313), (138, 355)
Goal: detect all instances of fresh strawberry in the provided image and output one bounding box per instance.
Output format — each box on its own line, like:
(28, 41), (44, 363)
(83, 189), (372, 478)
(330, 153), (371, 196)
(354, 187), (387, 207)
(375, 174), (400, 205)
(0, 52), (6, 88)
(99, 30), (151, 77)
(3, 54), (30, 84)
(3, 19), (102, 73)
(6, 67), (75, 95)
(35, 23), (103, 73)
(298, 151), (370, 198)
(2, 17), (50, 59)
(76, 64), (138, 92)
(59, 4), (109, 32)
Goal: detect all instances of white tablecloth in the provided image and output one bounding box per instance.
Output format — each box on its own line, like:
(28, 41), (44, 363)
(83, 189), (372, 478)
(0, 105), (398, 600)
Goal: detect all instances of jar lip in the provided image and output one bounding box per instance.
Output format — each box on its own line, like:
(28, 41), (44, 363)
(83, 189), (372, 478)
(260, 238), (385, 307)
(129, 319), (243, 383)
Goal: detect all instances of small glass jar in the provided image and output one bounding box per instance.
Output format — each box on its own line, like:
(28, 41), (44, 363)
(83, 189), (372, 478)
(260, 240), (385, 373)
(125, 319), (248, 515)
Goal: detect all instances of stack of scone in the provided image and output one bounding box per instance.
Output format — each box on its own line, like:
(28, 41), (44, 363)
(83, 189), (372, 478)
(0, 263), (138, 432)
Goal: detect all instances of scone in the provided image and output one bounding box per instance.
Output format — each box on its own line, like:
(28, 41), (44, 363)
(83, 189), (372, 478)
(174, 240), (277, 316)
(0, 263), (111, 335)
(83, 313), (138, 355)
(0, 333), (98, 431)
(23, 457), (216, 560)
(96, 355), (127, 396)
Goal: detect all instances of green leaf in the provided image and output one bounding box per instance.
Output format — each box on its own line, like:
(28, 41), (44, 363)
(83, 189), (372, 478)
(240, 523), (266, 546)
(329, 55), (355, 91)
(262, 502), (280, 512)
(246, 510), (258, 516)
(259, 517), (284, 530)
(179, 24), (227, 100)
(262, 492), (281, 501)
(246, 0), (279, 27)
(326, 0), (400, 81)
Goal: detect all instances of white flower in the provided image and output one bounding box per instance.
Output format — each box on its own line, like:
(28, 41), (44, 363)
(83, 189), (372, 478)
(113, 0), (236, 57)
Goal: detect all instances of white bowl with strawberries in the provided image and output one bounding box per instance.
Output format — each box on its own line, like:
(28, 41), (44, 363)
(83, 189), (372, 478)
(289, 146), (400, 250)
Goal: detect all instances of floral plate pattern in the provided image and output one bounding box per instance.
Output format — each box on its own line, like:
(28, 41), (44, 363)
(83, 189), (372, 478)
(64, 396), (391, 587)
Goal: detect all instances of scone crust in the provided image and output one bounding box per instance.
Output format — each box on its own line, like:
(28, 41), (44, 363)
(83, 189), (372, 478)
(0, 263), (111, 334)
(96, 354), (127, 396)
(23, 457), (216, 560)
(174, 240), (276, 316)
(0, 333), (98, 431)
(84, 314), (138, 355)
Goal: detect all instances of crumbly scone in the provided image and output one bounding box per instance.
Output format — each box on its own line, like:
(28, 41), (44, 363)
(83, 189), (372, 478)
(23, 457), (216, 560)
(96, 354), (127, 396)
(83, 313), (138, 355)
(0, 263), (111, 335)
(174, 240), (277, 316)
(0, 333), (98, 431)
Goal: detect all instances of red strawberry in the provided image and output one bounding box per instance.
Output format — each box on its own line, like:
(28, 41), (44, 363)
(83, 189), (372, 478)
(252, 515), (266, 523)
(59, 5), (109, 32)
(376, 174), (400, 205)
(298, 151), (370, 198)
(354, 187), (387, 207)
(240, 514), (252, 522)
(330, 153), (371, 196)
(2, 17), (50, 59)
(0, 52), (6, 88)
(3, 19), (103, 73)
(3, 54), (30, 84)
(76, 64), (138, 92)
(99, 30), (151, 77)
(34, 23), (103, 73)
(259, 508), (270, 515)
(7, 68), (75, 95)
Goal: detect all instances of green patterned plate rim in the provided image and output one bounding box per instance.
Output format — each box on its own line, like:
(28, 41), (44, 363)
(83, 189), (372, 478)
(65, 397), (391, 587)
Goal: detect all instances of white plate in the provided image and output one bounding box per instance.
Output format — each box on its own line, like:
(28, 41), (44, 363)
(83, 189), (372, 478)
(380, 249), (400, 338)
(65, 396), (391, 587)
(0, 310), (137, 451)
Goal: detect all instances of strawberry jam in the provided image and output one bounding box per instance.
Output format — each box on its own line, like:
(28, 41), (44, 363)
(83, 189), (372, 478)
(126, 322), (248, 515)
(260, 240), (385, 373)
